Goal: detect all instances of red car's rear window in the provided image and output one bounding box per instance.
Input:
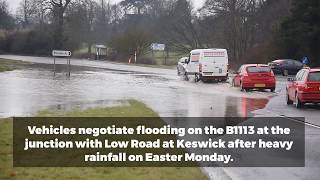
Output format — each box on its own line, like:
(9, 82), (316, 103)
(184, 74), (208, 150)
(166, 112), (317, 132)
(247, 66), (271, 73)
(308, 72), (320, 81)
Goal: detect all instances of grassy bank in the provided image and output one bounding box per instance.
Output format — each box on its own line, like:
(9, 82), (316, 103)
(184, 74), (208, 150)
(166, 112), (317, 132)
(0, 59), (29, 72)
(0, 100), (207, 180)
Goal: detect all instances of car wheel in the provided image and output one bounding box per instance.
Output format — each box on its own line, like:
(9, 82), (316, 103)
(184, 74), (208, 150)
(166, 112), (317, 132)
(221, 76), (228, 83)
(231, 79), (236, 87)
(286, 92), (293, 105)
(184, 73), (189, 81)
(240, 82), (247, 92)
(295, 93), (303, 108)
(283, 69), (289, 76)
(195, 74), (201, 83)
(270, 88), (275, 93)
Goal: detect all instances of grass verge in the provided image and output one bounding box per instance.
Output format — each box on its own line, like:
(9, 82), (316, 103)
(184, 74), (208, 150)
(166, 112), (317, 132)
(0, 59), (29, 72)
(128, 63), (176, 70)
(0, 100), (207, 180)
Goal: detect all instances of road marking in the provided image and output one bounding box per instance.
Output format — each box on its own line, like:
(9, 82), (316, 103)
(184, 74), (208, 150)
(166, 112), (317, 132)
(279, 116), (320, 129)
(260, 109), (320, 129)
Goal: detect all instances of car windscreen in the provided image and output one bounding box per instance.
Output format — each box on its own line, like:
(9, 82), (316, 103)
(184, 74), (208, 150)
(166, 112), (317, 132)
(308, 72), (320, 81)
(247, 66), (271, 73)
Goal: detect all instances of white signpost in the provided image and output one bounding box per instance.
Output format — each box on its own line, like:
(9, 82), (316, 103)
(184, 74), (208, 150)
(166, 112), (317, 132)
(52, 50), (72, 77)
(52, 50), (72, 57)
(151, 43), (166, 51)
(151, 43), (166, 64)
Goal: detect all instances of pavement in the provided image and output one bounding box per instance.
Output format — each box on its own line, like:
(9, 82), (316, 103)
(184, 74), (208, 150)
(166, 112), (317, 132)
(0, 55), (319, 180)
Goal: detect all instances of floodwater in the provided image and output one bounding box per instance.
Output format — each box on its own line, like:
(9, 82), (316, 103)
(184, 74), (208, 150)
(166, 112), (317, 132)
(1, 59), (320, 180)
(0, 64), (270, 118)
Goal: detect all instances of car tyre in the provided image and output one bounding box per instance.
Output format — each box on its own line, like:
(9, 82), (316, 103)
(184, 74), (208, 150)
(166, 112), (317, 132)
(184, 73), (189, 81)
(195, 74), (201, 83)
(231, 79), (236, 87)
(240, 82), (247, 92)
(295, 93), (303, 108)
(270, 88), (275, 93)
(286, 92), (293, 105)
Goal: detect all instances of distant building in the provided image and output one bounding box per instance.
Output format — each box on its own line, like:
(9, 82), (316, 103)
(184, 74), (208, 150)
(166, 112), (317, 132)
(95, 45), (107, 60)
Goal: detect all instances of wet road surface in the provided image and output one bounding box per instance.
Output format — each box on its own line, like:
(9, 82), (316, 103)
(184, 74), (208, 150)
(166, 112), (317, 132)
(0, 55), (320, 180)
(0, 56), (273, 118)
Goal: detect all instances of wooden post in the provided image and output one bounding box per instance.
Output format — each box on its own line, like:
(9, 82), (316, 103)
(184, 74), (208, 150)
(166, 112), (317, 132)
(152, 49), (155, 65)
(54, 57), (56, 76)
(68, 58), (71, 77)
(163, 51), (166, 65)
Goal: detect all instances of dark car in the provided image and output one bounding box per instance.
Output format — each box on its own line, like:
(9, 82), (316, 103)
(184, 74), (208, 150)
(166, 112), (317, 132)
(268, 59), (303, 76)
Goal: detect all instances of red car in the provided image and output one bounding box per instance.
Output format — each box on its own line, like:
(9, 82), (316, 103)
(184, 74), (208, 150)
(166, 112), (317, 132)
(232, 64), (276, 92)
(286, 68), (320, 108)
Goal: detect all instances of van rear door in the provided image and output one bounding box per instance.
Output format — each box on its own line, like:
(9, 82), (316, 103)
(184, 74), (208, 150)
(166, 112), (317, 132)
(201, 51), (228, 76)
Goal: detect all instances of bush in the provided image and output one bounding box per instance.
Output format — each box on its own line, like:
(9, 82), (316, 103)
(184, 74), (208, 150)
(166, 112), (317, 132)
(110, 27), (152, 62)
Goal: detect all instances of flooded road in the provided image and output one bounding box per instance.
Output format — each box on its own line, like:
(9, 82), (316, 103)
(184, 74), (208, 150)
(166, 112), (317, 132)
(0, 63), (270, 118)
(1, 55), (320, 180)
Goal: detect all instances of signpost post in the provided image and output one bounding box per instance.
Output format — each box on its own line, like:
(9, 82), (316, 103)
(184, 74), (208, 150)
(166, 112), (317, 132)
(52, 50), (72, 77)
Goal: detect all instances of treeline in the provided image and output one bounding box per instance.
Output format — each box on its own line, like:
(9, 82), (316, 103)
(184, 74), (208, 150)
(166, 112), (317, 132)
(0, 0), (319, 66)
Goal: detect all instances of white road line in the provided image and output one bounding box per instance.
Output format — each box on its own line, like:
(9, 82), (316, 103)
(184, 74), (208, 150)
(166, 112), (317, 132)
(261, 108), (320, 129)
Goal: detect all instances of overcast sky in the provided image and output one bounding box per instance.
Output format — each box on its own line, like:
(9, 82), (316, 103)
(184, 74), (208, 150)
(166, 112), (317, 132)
(7, 0), (206, 13)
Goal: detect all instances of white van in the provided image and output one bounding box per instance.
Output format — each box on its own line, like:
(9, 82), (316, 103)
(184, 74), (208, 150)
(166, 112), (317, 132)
(185, 49), (229, 82)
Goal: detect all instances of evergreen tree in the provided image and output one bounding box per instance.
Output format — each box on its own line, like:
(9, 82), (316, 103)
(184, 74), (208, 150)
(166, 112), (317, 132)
(281, 0), (320, 66)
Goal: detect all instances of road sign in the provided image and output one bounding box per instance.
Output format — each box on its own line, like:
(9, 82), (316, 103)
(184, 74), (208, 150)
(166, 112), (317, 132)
(151, 43), (165, 51)
(52, 50), (72, 77)
(52, 50), (72, 57)
(302, 56), (309, 65)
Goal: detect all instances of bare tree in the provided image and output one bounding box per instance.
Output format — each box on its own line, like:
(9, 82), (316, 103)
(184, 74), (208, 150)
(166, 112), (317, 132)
(0, 0), (14, 29)
(161, 0), (202, 53)
(120, 0), (151, 15)
(47, 0), (72, 48)
(202, 0), (265, 63)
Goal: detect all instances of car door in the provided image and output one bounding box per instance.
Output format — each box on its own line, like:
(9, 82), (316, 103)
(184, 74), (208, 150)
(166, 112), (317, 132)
(288, 71), (301, 98)
(186, 53), (199, 74)
(290, 70), (305, 97)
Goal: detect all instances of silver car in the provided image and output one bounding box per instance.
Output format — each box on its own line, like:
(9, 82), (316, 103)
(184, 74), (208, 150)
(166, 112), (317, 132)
(177, 57), (189, 76)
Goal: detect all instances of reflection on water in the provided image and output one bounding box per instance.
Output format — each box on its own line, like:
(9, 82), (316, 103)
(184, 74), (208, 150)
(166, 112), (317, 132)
(0, 65), (269, 118)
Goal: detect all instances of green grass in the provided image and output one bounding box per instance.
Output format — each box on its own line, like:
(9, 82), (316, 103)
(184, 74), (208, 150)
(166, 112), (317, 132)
(129, 63), (176, 69)
(143, 51), (188, 66)
(0, 100), (208, 180)
(0, 59), (29, 72)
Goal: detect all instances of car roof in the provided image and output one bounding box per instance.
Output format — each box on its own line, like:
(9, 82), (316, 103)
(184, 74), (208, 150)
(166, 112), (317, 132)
(191, 49), (227, 53)
(273, 59), (298, 62)
(243, 64), (269, 67)
(309, 69), (320, 72)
